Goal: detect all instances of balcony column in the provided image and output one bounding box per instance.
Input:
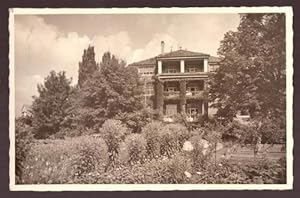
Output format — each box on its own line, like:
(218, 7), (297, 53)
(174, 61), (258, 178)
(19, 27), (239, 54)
(180, 60), (185, 73)
(204, 59), (208, 72)
(158, 60), (162, 74)
(155, 80), (164, 120)
(179, 80), (186, 113)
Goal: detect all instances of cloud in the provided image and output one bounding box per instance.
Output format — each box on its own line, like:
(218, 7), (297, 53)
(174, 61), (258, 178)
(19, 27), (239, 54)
(130, 33), (178, 63)
(91, 31), (132, 63)
(14, 16), (135, 115)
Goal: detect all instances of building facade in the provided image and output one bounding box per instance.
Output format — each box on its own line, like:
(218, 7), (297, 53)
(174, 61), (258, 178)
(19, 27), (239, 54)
(129, 41), (220, 122)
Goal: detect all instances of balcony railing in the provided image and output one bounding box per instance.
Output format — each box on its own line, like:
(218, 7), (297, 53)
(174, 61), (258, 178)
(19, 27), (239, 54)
(163, 91), (180, 99)
(163, 90), (206, 99)
(185, 91), (205, 98)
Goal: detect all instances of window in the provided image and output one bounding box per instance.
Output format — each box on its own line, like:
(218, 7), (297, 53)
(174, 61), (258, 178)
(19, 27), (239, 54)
(210, 65), (219, 72)
(166, 66), (178, 73)
(187, 108), (198, 117)
(187, 67), (197, 73)
(166, 104), (178, 116)
(139, 66), (154, 76)
(187, 87), (198, 92)
(166, 87), (177, 92)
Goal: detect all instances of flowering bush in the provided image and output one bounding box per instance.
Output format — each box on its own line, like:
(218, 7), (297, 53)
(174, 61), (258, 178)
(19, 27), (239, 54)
(99, 119), (129, 169)
(142, 121), (164, 158)
(188, 134), (214, 169)
(22, 136), (108, 184)
(119, 133), (147, 164)
(163, 123), (190, 150)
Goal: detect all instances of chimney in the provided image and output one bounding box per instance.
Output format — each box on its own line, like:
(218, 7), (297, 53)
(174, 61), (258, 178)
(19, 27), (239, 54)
(161, 41), (165, 54)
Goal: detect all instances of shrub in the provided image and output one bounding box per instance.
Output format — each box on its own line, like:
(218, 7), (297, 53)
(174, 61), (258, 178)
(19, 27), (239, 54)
(164, 123), (190, 150)
(99, 119), (129, 170)
(142, 121), (164, 158)
(166, 153), (192, 183)
(119, 134), (147, 164)
(22, 136), (108, 184)
(115, 108), (154, 133)
(189, 134), (213, 169)
(158, 123), (190, 157)
(15, 118), (33, 184)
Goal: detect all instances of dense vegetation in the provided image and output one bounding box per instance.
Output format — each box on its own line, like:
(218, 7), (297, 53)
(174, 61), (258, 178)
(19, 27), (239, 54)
(15, 13), (286, 185)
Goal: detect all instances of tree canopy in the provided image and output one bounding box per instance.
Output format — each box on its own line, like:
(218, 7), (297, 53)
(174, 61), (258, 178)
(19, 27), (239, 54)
(77, 51), (144, 131)
(209, 14), (286, 120)
(31, 71), (73, 138)
(78, 46), (99, 88)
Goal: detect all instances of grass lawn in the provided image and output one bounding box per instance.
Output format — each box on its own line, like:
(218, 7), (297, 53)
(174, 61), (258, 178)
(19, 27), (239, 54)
(216, 144), (285, 164)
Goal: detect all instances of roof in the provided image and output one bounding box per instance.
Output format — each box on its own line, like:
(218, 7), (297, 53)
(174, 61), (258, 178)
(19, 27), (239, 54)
(157, 49), (209, 58)
(128, 57), (156, 67)
(208, 56), (221, 63)
(128, 50), (221, 67)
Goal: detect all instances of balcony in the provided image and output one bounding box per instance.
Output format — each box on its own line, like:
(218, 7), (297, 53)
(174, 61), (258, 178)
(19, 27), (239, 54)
(185, 90), (205, 99)
(163, 91), (180, 100)
(158, 72), (208, 80)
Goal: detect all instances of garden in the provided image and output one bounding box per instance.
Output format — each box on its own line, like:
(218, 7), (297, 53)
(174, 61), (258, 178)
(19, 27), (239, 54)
(16, 118), (286, 184)
(15, 13), (286, 185)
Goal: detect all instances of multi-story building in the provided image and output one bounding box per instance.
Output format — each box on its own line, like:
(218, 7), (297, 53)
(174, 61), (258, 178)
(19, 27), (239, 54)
(129, 41), (220, 122)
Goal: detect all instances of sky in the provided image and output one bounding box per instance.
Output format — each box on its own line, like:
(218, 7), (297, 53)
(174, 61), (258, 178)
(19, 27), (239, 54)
(14, 14), (240, 116)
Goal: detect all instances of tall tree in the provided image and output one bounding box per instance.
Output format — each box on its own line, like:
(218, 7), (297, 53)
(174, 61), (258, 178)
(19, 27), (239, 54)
(78, 46), (99, 88)
(31, 71), (73, 138)
(209, 14), (286, 120)
(77, 52), (144, 131)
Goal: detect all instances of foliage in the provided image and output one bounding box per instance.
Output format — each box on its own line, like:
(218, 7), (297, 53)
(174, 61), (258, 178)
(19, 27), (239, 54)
(119, 133), (147, 164)
(115, 107), (154, 133)
(154, 80), (164, 120)
(77, 51), (144, 130)
(31, 71), (73, 139)
(15, 118), (33, 184)
(179, 81), (186, 112)
(99, 119), (129, 170)
(142, 121), (164, 158)
(77, 46), (99, 88)
(209, 14), (286, 120)
(163, 123), (190, 150)
(22, 136), (108, 184)
(188, 134), (213, 169)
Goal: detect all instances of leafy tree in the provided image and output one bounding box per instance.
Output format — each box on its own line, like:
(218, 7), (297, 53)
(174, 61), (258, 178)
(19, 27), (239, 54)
(78, 46), (99, 88)
(31, 71), (73, 138)
(209, 14), (286, 120)
(77, 52), (144, 130)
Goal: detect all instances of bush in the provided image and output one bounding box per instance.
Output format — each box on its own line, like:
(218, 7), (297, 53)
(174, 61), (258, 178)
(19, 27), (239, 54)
(15, 118), (33, 184)
(142, 121), (164, 158)
(119, 134), (147, 164)
(158, 123), (190, 157)
(22, 136), (108, 184)
(115, 108), (154, 133)
(166, 153), (192, 183)
(164, 123), (190, 150)
(189, 134), (213, 169)
(99, 119), (129, 170)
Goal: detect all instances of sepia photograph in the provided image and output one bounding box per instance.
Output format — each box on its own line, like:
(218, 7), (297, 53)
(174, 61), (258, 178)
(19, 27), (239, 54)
(9, 7), (293, 191)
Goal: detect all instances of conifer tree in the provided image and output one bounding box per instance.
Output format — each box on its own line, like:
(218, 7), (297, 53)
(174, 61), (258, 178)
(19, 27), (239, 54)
(78, 46), (99, 88)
